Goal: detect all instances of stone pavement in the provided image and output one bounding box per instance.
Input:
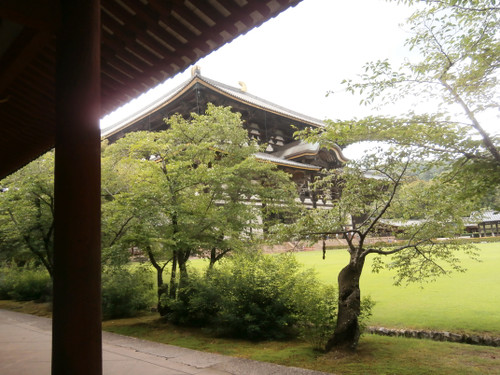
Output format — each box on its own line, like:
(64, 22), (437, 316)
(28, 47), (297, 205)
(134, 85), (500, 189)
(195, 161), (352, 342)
(0, 309), (333, 375)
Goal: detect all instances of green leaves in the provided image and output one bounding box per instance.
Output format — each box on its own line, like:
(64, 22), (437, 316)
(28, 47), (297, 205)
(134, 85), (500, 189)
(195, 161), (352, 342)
(101, 105), (299, 266)
(0, 152), (55, 276)
(336, 1), (499, 189)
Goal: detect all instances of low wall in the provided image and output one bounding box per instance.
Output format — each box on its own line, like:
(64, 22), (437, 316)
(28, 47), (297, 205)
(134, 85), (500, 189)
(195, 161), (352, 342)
(367, 326), (500, 347)
(263, 237), (398, 253)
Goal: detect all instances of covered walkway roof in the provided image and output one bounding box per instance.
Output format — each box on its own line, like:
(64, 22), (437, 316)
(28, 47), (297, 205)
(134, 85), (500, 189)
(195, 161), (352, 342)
(0, 0), (301, 179)
(0, 2), (303, 374)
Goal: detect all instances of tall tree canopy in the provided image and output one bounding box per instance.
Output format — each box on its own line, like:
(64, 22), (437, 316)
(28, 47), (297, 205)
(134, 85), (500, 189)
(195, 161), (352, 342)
(321, 0), (499, 205)
(101, 105), (299, 314)
(0, 152), (55, 278)
(288, 0), (496, 351)
(277, 147), (478, 351)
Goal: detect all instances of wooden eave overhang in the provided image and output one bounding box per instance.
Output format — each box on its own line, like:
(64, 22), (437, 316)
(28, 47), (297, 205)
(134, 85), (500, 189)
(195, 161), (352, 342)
(0, 0), (302, 179)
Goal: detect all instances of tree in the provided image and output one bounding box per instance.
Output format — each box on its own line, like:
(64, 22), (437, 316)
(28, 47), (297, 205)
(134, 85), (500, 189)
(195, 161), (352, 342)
(325, 0), (499, 204)
(278, 147), (478, 351)
(288, 0), (498, 351)
(0, 152), (55, 278)
(102, 105), (299, 315)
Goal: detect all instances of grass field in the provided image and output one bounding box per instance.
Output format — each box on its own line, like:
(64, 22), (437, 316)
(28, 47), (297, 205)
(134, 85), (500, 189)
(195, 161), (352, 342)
(101, 314), (500, 375)
(291, 242), (500, 335)
(191, 242), (500, 335)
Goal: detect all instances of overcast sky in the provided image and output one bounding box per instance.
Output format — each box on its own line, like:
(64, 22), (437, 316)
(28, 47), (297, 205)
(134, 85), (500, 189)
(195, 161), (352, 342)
(100, 0), (498, 158)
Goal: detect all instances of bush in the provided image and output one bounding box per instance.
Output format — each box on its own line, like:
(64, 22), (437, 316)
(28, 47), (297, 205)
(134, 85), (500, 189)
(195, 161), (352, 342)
(294, 283), (338, 350)
(164, 270), (221, 327)
(167, 252), (340, 342)
(0, 264), (52, 301)
(101, 265), (155, 319)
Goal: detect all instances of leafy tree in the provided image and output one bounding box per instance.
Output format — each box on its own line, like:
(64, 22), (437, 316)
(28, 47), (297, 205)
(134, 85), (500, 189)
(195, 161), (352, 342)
(102, 105), (299, 315)
(0, 152), (55, 278)
(287, 0), (497, 351)
(278, 148), (478, 351)
(326, 0), (499, 204)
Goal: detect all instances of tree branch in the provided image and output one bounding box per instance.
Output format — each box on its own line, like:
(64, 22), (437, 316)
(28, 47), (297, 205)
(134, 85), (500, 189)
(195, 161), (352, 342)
(361, 238), (431, 257)
(419, 1), (500, 12)
(439, 79), (500, 164)
(361, 161), (409, 239)
(108, 216), (134, 248)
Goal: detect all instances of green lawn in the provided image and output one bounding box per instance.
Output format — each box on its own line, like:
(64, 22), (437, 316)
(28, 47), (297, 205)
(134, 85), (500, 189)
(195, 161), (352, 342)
(190, 242), (500, 335)
(292, 242), (500, 335)
(102, 315), (500, 375)
(2, 300), (498, 375)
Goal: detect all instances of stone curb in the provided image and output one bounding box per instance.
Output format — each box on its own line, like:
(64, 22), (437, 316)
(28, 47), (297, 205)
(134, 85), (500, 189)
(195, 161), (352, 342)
(367, 326), (500, 347)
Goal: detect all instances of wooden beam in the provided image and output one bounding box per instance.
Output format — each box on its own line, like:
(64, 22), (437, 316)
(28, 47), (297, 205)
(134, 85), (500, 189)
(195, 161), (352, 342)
(52, 0), (102, 374)
(0, 0), (59, 31)
(0, 29), (52, 95)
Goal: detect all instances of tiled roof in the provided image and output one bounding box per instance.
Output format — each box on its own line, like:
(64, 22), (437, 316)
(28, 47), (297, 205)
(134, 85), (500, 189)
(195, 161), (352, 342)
(197, 74), (325, 128)
(255, 152), (321, 171)
(102, 72), (325, 137)
(473, 210), (500, 224)
(100, 72), (343, 172)
(101, 77), (195, 137)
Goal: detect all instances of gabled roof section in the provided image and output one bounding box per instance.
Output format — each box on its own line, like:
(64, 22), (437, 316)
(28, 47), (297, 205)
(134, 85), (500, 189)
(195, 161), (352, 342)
(255, 152), (321, 171)
(480, 211), (500, 223)
(272, 139), (348, 164)
(102, 70), (325, 138)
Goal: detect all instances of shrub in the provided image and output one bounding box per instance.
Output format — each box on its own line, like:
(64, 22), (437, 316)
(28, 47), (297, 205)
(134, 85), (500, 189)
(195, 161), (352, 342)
(0, 264), (52, 301)
(294, 283), (338, 350)
(167, 252), (340, 342)
(101, 265), (155, 319)
(162, 269), (221, 327)
(209, 252), (303, 339)
(360, 295), (375, 329)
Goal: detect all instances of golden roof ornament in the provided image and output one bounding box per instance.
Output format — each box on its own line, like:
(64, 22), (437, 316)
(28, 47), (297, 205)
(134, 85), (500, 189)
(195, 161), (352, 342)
(238, 81), (247, 92)
(191, 65), (201, 77)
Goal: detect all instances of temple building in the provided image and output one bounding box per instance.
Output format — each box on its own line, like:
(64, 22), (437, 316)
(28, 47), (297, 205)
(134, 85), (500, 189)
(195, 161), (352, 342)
(102, 67), (348, 207)
(465, 210), (500, 237)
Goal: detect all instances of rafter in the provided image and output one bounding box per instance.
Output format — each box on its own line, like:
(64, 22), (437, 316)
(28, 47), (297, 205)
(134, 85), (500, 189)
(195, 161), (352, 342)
(0, 0), (60, 31)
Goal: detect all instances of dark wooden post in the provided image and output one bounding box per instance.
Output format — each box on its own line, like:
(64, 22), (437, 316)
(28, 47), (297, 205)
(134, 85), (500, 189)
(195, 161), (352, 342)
(52, 0), (102, 374)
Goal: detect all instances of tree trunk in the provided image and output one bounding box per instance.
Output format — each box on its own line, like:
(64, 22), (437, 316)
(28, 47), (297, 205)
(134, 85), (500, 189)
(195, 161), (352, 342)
(326, 257), (365, 351)
(169, 250), (177, 299)
(209, 247), (217, 269)
(177, 249), (190, 290)
(156, 267), (170, 316)
(145, 246), (169, 316)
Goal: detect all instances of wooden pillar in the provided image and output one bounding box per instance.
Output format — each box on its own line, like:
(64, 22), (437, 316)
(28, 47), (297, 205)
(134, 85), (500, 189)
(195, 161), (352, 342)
(52, 0), (101, 374)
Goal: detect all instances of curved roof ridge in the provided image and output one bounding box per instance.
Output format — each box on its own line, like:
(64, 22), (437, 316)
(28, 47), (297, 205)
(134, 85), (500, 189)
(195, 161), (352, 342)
(272, 139), (349, 164)
(196, 74), (325, 128)
(255, 152), (321, 171)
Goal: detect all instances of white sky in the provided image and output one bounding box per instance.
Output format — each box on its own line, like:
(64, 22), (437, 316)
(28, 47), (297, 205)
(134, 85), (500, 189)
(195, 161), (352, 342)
(100, 0), (498, 158)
